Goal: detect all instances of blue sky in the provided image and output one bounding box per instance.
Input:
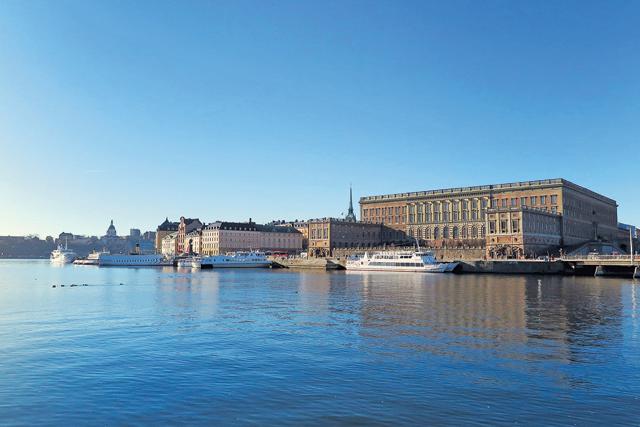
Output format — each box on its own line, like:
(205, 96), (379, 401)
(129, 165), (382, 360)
(0, 0), (638, 237)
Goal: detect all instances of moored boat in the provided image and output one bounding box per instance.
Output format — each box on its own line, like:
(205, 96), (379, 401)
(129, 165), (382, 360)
(201, 251), (271, 269)
(98, 253), (166, 266)
(176, 256), (201, 268)
(346, 250), (458, 273)
(73, 250), (110, 265)
(50, 241), (77, 264)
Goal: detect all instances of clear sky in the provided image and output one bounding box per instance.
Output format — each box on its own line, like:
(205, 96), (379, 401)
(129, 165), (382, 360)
(0, 0), (638, 238)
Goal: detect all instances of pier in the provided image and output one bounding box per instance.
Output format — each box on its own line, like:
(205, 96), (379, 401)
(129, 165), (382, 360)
(561, 255), (640, 278)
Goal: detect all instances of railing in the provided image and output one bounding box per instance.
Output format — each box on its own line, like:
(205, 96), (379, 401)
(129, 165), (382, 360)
(562, 255), (637, 261)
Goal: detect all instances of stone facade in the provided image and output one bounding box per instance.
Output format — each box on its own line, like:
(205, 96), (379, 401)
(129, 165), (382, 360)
(307, 218), (407, 257)
(155, 218), (179, 253)
(177, 217), (203, 254)
(200, 221), (303, 256)
(184, 229), (202, 254)
(360, 178), (618, 258)
(486, 207), (562, 258)
(161, 232), (178, 256)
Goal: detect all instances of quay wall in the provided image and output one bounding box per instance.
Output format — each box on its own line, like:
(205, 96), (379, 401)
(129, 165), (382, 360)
(457, 260), (566, 275)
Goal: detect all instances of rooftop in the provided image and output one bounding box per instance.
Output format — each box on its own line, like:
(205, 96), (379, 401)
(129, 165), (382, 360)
(360, 178), (616, 205)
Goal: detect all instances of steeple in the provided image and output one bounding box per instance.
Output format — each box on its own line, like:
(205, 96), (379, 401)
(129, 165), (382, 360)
(345, 185), (357, 222)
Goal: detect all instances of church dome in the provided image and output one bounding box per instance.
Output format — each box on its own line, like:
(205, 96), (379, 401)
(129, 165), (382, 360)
(106, 220), (117, 237)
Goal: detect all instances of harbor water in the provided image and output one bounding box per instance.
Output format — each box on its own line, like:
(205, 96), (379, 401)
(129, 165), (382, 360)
(1, 260), (639, 425)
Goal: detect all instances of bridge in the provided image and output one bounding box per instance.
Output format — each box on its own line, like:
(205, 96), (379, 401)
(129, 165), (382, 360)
(561, 255), (640, 278)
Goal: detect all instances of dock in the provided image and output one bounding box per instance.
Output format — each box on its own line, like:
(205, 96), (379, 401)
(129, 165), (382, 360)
(270, 257), (344, 270)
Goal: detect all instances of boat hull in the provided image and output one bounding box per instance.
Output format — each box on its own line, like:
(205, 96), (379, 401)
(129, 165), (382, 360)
(98, 254), (165, 266)
(200, 261), (271, 269)
(346, 263), (456, 273)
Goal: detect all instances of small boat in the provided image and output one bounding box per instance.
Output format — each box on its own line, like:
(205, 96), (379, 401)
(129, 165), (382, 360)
(176, 256), (201, 268)
(73, 250), (110, 265)
(346, 250), (458, 273)
(50, 240), (77, 264)
(201, 251), (271, 269)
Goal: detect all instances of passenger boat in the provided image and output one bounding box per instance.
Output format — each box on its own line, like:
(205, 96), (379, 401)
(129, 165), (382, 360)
(50, 241), (77, 264)
(346, 250), (458, 273)
(98, 253), (166, 266)
(201, 251), (271, 269)
(73, 250), (110, 265)
(176, 256), (201, 268)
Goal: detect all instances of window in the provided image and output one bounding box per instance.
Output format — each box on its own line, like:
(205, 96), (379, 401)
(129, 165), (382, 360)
(541, 195), (547, 204)
(501, 199), (507, 208)
(462, 227), (468, 239)
(434, 227), (440, 239)
(500, 220), (508, 233)
(443, 227), (449, 238)
(489, 221), (496, 234)
(471, 226), (478, 238)
(530, 196), (537, 205)
(512, 219), (520, 233)
(453, 226), (459, 239)
(520, 197), (527, 206)
(511, 198), (517, 207)
(551, 206), (557, 213)
(551, 195), (557, 204)
(492, 199), (498, 208)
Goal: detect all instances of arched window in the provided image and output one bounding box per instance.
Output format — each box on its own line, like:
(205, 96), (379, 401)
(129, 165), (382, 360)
(443, 227), (449, 239)
(425, 227), (431, 240)
(453, 226), (459, 239)
(471, 226), (478, 239)
(462, 227), (468, 239)
(481, 225), (486, 238)
(434, 227), (439, 239)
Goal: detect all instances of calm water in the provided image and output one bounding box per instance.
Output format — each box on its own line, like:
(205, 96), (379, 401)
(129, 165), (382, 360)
(1, 260), (639, 426)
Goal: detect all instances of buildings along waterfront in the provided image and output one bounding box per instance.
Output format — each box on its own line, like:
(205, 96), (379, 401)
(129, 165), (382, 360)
(360, 178), (626, 258)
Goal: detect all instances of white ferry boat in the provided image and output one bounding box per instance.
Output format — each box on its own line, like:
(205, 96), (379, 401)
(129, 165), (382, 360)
(176, 256), (201, 268)
(346, 250), (458, 273)
(201, 251), (271, 269)
(73, 250), (110, 265)
(98, 253), (166, 267)
(50, 241), (77, 264)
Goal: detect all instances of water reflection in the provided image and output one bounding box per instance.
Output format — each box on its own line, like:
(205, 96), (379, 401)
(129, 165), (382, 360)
(348, 273), (628, 368)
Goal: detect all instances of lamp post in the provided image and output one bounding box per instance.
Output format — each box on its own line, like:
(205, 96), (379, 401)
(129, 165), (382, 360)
(631, 227), (634, 266)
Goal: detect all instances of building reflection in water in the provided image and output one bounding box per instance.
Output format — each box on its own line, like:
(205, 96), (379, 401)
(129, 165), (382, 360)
(350, 272), (625, 369)
(154, 268), (220, 321)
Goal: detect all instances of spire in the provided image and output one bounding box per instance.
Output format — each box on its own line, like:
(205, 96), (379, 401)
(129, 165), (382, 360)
(345, 184), (357, 222)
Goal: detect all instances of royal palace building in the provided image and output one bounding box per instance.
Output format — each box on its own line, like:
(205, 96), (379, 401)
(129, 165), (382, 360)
(360, 179), (618, 258)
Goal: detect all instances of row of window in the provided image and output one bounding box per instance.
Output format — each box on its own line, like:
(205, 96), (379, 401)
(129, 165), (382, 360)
(408, 225), (485, 239)
(492, 194), (558, 208)
(369, 262), (423, 267)
(488, 219), (520, 234)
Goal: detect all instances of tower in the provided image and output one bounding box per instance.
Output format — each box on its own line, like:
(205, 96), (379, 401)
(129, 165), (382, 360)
(345, 185), (357, 222)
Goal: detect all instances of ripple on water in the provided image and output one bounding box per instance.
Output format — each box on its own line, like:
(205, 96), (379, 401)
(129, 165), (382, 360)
(0, 261), (639, 425)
